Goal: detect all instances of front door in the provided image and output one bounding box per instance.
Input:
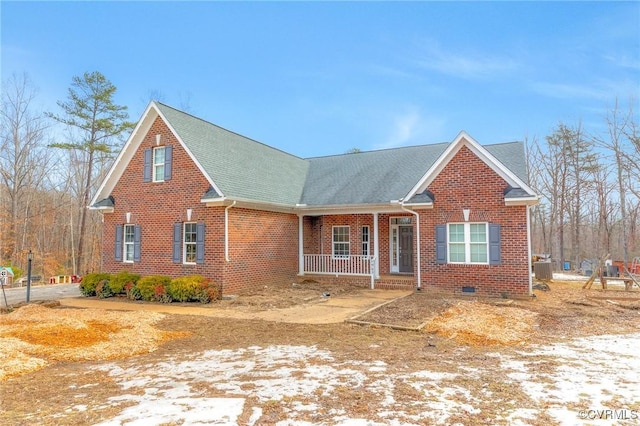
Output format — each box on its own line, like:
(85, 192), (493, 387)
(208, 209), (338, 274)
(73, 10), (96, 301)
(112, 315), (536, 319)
(390, 219), (414, 274)
(399, 226), (414, 273)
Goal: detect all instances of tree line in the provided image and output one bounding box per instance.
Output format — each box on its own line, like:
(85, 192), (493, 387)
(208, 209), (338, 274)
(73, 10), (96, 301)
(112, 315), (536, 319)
(528, 100), (639, 271)
(1, 71), (638, 279)
(0, 72), (133, 278)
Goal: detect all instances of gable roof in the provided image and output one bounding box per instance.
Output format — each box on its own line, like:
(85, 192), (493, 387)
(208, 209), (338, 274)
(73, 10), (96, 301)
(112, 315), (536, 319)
(91, 102), (537, 211)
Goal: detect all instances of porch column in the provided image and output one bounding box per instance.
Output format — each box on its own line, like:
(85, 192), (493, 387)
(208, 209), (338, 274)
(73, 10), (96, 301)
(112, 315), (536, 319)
(298, 214), (304, 276)
(373, 212), (380, 278)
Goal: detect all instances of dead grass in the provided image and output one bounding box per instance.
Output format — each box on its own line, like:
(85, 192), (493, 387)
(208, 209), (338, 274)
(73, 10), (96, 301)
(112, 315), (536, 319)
(0, 304), (190, 381)
(423, 301), (538, 346)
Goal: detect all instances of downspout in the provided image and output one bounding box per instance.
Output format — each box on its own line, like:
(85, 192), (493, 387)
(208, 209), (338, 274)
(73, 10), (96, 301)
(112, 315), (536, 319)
(225, 201), (236, 262)
(400, 203), (421, 290)
(527, 205), (533, 296)
(298, 214), (304, 276)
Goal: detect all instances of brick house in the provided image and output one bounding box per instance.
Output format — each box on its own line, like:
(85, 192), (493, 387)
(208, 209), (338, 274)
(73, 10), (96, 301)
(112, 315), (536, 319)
(90, 102), (538, 297)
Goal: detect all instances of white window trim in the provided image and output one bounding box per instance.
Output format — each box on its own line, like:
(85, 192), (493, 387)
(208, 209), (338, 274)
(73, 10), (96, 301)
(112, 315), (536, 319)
(332, 225), (350, 259)
(362, 225), (370, 256)
(152, 146), (165, 182)
(183, 222), (197, 264)
(447, 222), (489, 265)
(123, 224), (134, 263)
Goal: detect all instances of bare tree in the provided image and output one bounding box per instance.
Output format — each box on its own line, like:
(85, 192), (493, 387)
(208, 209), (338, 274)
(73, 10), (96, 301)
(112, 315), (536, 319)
(0, 73), (50, 264)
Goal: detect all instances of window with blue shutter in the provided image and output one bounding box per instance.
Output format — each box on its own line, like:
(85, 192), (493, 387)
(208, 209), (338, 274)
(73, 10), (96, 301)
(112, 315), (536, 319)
(133, 225), (141, 262)
(164, 145), (173, 181)
(435, 225), (447, 264)
(115, 225), (123, 261)
(489, 224), (501, 265)
(173, 223), (182, 263)
(143, 148), (152, 182)
(196, 222), (205, 264)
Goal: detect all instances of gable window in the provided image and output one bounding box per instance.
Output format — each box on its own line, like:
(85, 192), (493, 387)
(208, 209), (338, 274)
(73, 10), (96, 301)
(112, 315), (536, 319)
(173, 222), (205, 264)
(361, 226), (370, 256)
(115, 224), (141, 262)
(152, 146), (166, 182)
(332, 226), (350, 258)
(143, 145), (173, 182)
(183, 222), (197, 264)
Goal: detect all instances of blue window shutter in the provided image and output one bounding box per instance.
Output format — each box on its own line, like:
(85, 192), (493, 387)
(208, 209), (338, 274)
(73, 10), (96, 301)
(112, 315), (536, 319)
(143, 148), (152, 182)
(196, 222), (205, 264)
(164, 145), (173, 181)
(115, 225), (123, 261)
(489, 224), (501, 265)
(173, 223), (182, 263)
(435, 224), (447, 264)
(133, 225), (141, 262)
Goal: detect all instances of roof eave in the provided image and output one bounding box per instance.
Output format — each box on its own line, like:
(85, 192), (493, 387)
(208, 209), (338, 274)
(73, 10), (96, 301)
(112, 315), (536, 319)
(505, 196), (539, 206)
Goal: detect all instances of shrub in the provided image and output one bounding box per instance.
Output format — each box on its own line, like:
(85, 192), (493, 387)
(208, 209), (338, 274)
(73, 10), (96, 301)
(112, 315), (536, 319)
(110, 271), (141, 295)
(136, 275), (172, 301)
(124, 282), (141, 300)
(95, 279), (114, 298)
(80, 273), (111, 297)
(197, 278), (221, 304)
(168, 275), (220, 303)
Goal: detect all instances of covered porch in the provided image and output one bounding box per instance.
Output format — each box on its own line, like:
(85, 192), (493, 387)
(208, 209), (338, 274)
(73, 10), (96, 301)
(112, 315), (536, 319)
(296, 210), (420, 289)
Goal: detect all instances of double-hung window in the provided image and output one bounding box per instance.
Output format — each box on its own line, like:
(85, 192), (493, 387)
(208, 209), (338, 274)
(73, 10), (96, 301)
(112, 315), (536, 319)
(152, 146), (166, 182)
(447, 223), (488, 264)
(173, 222), (205, 264)
(183, 222), (197, 264)
(144, 145), (172, 182)
(115, 224), (140, 262)
(332, 226), (350, 258)
(123, 224), (135, 262)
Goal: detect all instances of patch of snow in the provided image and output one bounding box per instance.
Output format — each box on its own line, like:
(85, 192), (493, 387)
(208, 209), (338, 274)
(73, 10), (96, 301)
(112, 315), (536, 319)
(84, 335), (640, 425)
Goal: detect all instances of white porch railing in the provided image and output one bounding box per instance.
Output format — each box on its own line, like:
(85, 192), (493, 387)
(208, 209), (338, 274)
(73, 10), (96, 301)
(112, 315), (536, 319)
(303, 254), (378, 288)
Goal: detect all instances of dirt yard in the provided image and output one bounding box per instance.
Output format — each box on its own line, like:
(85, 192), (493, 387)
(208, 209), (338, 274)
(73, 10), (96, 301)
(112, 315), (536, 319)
(1, 277), (639, 425)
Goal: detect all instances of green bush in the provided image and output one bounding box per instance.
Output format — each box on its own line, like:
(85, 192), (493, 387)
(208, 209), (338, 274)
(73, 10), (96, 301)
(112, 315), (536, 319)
(136, 275), (172, 301)
(169, 275), (220, 303)
(110, 271), (141, 294)
(80, 273), (111, 297)
(95, 280), (114, 298)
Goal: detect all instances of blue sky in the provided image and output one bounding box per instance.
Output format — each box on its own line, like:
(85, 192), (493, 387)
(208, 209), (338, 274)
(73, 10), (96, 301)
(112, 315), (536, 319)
(2, 1), (639, 158)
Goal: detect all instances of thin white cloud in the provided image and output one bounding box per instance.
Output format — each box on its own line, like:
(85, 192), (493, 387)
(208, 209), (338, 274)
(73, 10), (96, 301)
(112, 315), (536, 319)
(415, 40), (520, 80)
(375, 107), (446, 150)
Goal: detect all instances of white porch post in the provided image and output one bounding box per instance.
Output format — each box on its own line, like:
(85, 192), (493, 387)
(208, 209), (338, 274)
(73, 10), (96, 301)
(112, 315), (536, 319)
(373, 212), (380, 279)
(298, 214), (304, 276)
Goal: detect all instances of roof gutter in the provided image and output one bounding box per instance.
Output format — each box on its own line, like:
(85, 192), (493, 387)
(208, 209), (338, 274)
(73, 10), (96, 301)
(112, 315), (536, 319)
(225, 201), (236, 262)
(398, 201), (422, 290)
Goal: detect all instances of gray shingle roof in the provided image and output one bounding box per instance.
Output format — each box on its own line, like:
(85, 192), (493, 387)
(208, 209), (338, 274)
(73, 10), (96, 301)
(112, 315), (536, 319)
(301, 144), (448, 206)
(156, 103), (309, 205)
(156, 103), (531, 207)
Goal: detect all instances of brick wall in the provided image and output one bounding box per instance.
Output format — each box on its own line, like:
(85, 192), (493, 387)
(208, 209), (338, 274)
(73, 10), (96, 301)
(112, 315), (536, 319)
(102, 116), (298, 295)
(222, 207), (299, 295)
(419, 144), (530, 297)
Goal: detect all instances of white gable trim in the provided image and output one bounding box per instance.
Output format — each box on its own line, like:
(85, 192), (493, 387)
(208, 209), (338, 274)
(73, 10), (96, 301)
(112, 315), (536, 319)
(89, 102), (224, 209)
(154, 104), (224, 198)
(405, 131), (537, 202)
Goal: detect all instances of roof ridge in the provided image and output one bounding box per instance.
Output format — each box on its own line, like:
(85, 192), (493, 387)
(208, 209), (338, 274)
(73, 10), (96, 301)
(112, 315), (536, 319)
(304, 141), (450, 160)
(155, 101), (306, 161)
